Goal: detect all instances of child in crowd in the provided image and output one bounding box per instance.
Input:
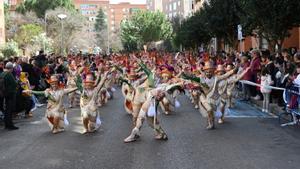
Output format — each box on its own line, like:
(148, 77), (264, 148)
(19, 72), (35, 117)
(260, 67), (273, 113)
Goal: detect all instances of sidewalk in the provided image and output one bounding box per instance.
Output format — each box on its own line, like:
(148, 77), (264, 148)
(248, 98), (283, 117)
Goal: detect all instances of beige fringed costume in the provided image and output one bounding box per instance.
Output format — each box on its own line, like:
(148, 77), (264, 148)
(80, 73), (108, 133)
(196, 62), (237, 129)
(29, 75), (77, 134)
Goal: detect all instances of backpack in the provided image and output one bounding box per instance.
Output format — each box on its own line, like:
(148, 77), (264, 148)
(0, 73), (6, 97)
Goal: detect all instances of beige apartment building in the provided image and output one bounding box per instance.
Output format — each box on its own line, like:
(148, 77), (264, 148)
(147, 0), (195, 19)
(74, 0), (146, 33)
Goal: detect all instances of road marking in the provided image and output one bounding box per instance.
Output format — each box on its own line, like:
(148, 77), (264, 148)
(226, 115), (277, 118)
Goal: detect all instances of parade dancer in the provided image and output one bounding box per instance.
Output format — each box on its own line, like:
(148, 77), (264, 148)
(67, 60), (80, 108)
(129, 59), (156, 126)
(124, 88), (168, 143)
(79, 72), (109, 134)
(215, 65), (249, 123)
(159, 67), (184, 115)
(199, 62), (238, 129)
(159, 66), (174, 114)
(183, 62), (237, 129)
(123, 81), (184, 143)
(25, 75), (78, 134)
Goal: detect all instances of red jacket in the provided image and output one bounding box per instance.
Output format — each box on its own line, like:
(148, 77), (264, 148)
(242, 62), (252, 80)
(250, 57), (261, 77)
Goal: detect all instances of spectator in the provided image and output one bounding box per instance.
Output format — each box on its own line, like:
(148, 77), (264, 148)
(274, 57), (285, 106)
(0, 59), (4, 113)
(250, 49), (261, 99)
(263, 51), (277, 103)
(13, 57), (22, 80)
(0, 59), (4, 73)
(282, 48), (296, 74)
(241, 55), (251, 101)
(0, 62), (18, 130)
(35, 50), (47, 68)
(30, 60), (42, 90)
(260, 67), (273, 113)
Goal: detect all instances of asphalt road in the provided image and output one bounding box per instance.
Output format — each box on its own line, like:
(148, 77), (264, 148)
(0, 88), (300, 169)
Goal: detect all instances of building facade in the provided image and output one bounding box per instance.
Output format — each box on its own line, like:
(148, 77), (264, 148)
(239, 27), (300, 52)
(109, 2), (146, 32)
(0, 0), (5, 45)
(74, 0), (146, 33)
(74, 0), (109, 22)
(146, 0), (162, 12)
(147, 0), (194, 19)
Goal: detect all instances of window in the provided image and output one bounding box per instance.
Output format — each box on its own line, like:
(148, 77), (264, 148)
(169, 4), (172, 11)
(178, 1), (181, 6)
(173, 2), (177, 10)
(80, 4), (97, 10)
(81, 10), (89, 15)
(89, 17), (96, 21)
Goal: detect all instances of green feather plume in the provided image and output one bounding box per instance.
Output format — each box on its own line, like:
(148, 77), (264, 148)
(75, 75), (83, 93)
(119, 77), (133, 88)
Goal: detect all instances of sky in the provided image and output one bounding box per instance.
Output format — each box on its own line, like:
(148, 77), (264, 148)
(109, 0), (146, 4)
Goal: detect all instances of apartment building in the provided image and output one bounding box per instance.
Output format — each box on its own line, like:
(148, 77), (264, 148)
(74, 0), (146, 33)
(147, 0), (194, 18)
(109, 2), (146, 32)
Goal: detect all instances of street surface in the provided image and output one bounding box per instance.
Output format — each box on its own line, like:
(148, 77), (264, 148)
(1, 88), (300, 169)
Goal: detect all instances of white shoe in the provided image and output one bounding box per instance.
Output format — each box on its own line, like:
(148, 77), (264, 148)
(30, 106), (37, 112)
(124, 128), (140, 143)
(218, 119), (224, 124)
(254, 95), (260, 100)
(81, 129), (88, 134)
(35, 103), (44, 107)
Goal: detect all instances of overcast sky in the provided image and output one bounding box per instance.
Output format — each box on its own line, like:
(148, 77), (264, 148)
(110, 0), (146, 4)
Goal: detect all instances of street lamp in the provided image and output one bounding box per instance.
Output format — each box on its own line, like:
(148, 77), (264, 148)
(57, 14), (67, 56)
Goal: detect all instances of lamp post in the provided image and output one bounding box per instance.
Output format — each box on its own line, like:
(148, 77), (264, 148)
(57, 14), (67, 56)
